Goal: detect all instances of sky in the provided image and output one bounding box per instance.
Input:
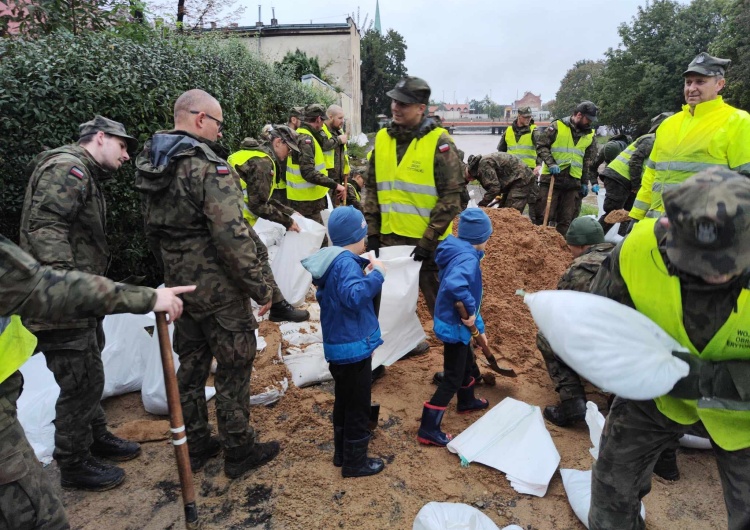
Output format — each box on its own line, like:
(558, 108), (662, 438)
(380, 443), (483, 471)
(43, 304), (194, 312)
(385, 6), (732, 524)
(236, 0), (691, 105)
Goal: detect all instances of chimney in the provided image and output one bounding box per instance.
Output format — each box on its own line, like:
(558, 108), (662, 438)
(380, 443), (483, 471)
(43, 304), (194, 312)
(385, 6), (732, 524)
(210, 21), (216, 29)
(271, 7), (277, 25)
(256, 5), (263, 27)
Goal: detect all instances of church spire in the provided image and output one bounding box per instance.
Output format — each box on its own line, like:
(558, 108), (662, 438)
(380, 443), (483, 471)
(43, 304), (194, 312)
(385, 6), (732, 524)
(374, 0), (382, 33)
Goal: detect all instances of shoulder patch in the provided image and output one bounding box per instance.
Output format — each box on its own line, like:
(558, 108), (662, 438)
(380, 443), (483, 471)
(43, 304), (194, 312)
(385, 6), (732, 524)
(438, 144), (451, 153)
(216, 165), (230, 175)
(69, 166), (85, 179)
(304, 138), (312, 145)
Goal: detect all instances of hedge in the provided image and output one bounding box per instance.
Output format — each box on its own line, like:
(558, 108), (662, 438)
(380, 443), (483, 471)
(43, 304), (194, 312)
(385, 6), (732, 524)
(0, 30), (330, 284)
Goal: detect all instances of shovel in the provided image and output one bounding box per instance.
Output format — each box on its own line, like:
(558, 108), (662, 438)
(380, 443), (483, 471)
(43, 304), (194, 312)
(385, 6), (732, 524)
(454, 301), (517, 378)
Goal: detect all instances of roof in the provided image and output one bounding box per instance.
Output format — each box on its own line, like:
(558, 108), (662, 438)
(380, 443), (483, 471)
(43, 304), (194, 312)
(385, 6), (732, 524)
(204, 22), (354, 38)
(443, 103), (470, 112)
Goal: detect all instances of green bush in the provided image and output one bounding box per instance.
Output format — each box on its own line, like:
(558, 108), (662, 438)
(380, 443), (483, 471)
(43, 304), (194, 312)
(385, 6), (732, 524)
(0, 30), (329, 285)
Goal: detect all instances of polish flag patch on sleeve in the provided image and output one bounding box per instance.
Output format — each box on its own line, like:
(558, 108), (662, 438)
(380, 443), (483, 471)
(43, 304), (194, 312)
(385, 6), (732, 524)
(438, 143), (451, 153)
(216, 165), (230, 175)
(69, 166), (85, 179)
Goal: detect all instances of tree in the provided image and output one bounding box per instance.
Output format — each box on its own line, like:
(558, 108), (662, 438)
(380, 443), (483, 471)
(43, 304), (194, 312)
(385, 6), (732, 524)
(711, 0), (750, 111)
(147, 0), (245, 30)
(360, 28), (408, 131)
(274, 49), (335, 86)
(551, 60), (605, 120)
(1, 0), (136, 36)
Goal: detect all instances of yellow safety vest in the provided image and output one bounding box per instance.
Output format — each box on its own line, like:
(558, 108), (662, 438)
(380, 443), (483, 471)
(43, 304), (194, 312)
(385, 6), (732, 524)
(621, 219), (750, 451)
(631, 97), (750, 220)
(321, 123), (350, 174)
(374, 127), (452, 239)
(541, 121), (594, 179)
(227, 149), (275, 226)
(0, 316), (37, 384)
(607, 134), (654, 181)
(503, 124), (537, 168)
(286, 128), (330, 202)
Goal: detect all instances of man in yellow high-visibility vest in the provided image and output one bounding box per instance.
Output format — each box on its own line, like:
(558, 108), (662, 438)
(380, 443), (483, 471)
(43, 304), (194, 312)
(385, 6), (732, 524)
(630, 52), (750, 222)
(589, 168), (750, 529)
(322, 105), (350, 206)
(497, 106), (541, 220)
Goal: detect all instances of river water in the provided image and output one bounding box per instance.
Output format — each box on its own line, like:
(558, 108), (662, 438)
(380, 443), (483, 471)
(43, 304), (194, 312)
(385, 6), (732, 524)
(450, 133), (502, 158)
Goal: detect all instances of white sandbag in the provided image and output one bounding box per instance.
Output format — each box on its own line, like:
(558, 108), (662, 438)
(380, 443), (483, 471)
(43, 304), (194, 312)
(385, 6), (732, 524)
(586, 401), (606, 460)
(560, 469), (645, 528)
(412, 502), (503, 530)
(279, 321), (323, 347)
(370, 246), (426, 368)
(270, 214), (326, 306)
(524, 290), (690, 400)
(253, 217), (286, 249)
(250, 378), (288, 406)
(447, 398), (560, 497)
(17, 353), (59, 464)
(101, 313), (155, 399)
(283, 343), (332, 387)
(680, 434), (712, 450)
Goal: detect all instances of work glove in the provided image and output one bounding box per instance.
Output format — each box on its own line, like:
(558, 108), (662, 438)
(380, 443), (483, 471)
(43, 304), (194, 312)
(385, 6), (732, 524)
(411, 246), (432, 262)
(366, 235), (380, 258)
(592, 184), (600, 195)
(580, 184), (589, 198)
(548, 164), (561, 175)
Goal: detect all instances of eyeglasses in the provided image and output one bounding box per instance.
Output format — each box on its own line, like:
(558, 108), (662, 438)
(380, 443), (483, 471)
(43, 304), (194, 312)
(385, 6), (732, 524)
(189, 110), (224, 133)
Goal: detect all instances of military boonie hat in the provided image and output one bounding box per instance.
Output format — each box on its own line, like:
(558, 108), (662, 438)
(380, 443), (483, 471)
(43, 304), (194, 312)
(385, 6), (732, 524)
(566, 216), (604, 246)
(683, 52), (730, 77)
(387, 76), (431, 105)
(467, 154), (482, 174)
(664, 167), (750, 278)
(517, 106), (532, 116)
(268, 124), (300, 154)
(289, 106), (304, 118)
(648, 111), (674, 134)
(303, 103), (326, 119)
(79, 115), (138, 154)
(573, 101), (598, 123)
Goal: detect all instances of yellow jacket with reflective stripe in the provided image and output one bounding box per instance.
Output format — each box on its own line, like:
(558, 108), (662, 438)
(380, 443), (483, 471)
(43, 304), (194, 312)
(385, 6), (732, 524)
(621, 219), (750, 450)
(0, 316), (37, 384)
(606, 134), (654, 181)
(503, 124), (537, 168)
(631, 97), (750, 220)
(374, 127), (452, 239)
(541, 121), (594, 178)
(286, 128), (330, 201)
(227, 149), (274, 226)
(321, 123), (350, 174)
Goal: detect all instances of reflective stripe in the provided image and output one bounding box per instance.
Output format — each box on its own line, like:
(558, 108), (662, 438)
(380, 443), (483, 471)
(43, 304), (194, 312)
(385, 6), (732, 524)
(645, 159), (656, 169)
(315, 162), (327, 172)
(633, 199), (651, 211)
(651, 161), (721, 172)
(651, 182), (682, 193)
(376, 180), (439, 196)
(287, 166), (302, 176)
(645, 210), (662, 218)
(286, 179), (317, 189)
(286, 127), (330, 201)
(507, 145), (529, 151)
(504, 125), (536, 168)
(551, 146), (585, 156)
(379, 203), (434, 218)
(542, 121), (594, 178)
(731, 162), (750, 174)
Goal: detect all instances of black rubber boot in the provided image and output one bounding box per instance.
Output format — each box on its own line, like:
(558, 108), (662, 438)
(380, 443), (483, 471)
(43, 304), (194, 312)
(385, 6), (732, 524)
(417, 402), (452, 447)
(653, 447), (680, 481)
(90, 430), (141, 462)
(333, 426), (344, 467)
(341, 434), (384, 478)
(189, 436), (221, 472)
(456, 377), (489, 414)
(371, 364), (386, 384)
(269, 300), (310, 323)
(403, 340), (430, 358)
(60, 456), (125, 492)
(432, 371), (444, 385)
(543, 397), (587, 427)
(224, 440), (280, 479)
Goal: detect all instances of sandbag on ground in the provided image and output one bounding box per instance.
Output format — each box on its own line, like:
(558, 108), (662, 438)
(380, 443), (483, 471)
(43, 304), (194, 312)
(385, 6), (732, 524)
(101, 312), (155, 399)
(17, 353), (59, 464)
(413, 501), (523, 530)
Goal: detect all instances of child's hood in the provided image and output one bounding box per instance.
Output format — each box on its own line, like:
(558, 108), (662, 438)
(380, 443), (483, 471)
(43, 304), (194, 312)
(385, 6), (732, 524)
(434, 235), (480, 268)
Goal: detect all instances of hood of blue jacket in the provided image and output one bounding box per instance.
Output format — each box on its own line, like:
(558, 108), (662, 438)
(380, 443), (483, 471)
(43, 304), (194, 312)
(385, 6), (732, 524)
(435, 235), (481, 269)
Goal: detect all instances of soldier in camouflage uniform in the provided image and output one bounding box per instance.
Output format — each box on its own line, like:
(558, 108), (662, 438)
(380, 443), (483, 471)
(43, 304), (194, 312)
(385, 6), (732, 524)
(364, 77), (464, 357)
(345, 170), (364, 211)
(322, 105), (351, 206)
(135, 89), (280, 479)
(498, 107), (541, 220)
(588, 168), (750, 530)
(534, 101), (600, 235)
(19, 116), (143, 492)
(0, 235), (191, 530)
(466, 153), (534, 211)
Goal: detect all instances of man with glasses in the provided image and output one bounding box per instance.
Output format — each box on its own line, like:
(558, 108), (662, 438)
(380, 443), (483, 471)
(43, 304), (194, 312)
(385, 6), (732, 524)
(135, 89), (281, 479)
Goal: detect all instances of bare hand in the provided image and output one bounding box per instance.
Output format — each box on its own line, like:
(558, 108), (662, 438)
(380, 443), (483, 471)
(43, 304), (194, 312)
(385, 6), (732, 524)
(366, 251), (385, 273)
(461, 313), (476, 327)
(288, 220), (301, 233)
(338, 134), (348, 144)
(258, 299), (273, 317)
(336, 184), (347, 201)
(153, 285), (196, 322)
(533, 165), (542, 177)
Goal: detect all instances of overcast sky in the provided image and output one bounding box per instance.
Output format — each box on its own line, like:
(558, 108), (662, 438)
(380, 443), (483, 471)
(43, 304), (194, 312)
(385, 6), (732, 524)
(237, 0), (690, 105)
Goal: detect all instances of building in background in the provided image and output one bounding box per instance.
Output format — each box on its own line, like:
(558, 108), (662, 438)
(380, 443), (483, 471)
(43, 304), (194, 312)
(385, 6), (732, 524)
(505, 91), (550, 122)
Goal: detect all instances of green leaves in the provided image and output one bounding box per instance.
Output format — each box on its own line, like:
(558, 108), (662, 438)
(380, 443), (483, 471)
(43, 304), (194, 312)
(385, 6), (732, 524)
(361, 28), (408, 131)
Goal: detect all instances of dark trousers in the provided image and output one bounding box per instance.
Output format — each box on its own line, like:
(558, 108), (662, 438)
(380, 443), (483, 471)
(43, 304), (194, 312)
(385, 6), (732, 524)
(537, 332), (585, 401)
(430, 342), (474, 407)
(534, 184), (580, 235)
(598, 177), (633, 234)
(381, 234), (439, 317)
(329, 356), (372, 442)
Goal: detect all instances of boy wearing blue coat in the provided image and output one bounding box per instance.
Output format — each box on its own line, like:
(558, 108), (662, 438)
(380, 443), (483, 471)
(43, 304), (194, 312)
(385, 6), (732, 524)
(301, 207), (386, 477)
(418, 208), (492, 446)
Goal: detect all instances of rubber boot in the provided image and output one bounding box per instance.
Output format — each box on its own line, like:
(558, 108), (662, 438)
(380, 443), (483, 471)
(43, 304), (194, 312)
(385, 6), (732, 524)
(432, 371), (445, 385)
(269, 300), (310, 323)
(90, 430), (141, 462)
(653, 447), (680, 481)
(333, 426), (344, 468)
(60, 456), (125, 492)
(341, 434), (384, 478)
(456, 377), (489, 414)
(543, 397), (587, 427)
(417, 402), (452, 447)
(224, 440), (280, 479)
(403, 340), (430, 358)
(189, 436), (221, 472)
(371, 364), (386, 384)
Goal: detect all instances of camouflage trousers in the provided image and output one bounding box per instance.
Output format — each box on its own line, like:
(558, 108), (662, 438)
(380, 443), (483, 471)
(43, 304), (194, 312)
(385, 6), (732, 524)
(381, 234), (439, 316)
(35, 323), (108, 467)
(590, 397), (750, 530)
(598, 176), (635, 235)
(533, 184), (580, 236)
(249, 228), (284, 305)
(173, 299), (257, 453)
(537, 332), (585, 401)
(496, 179), (533, 213)
(0, 372), (69, 530)
(287, 197), (328, 226)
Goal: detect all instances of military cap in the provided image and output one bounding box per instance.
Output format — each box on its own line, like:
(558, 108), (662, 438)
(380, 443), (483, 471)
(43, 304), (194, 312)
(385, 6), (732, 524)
(467, 154), (482, 174)
(268, 124), (300, 153)
(289, 106), (304, 118)
(566, 216), (604, 246)
(517, 107), (532, 116)
(79, 115), (138, 153)
(683, 52), (730, 77)
(429, 114), (443, 126)
(664, 167), (750, 279)
(603, 140), (627, 163)
(386, 76), (431, 105)
(304, 103), (326, 119)
(648, 111), (674, 134)
(573, 101), (598, 123)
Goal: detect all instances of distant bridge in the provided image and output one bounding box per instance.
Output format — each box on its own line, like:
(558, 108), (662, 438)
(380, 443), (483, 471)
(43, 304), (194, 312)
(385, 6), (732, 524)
(442, 120), (551, 135)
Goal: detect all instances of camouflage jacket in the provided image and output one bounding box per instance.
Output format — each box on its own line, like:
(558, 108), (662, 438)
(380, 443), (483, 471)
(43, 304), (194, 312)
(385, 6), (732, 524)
(557, 242), (615, 292)
(323, 124), (349, 184)
(1, 235), (155, 321)
(135, 130), (271, 321)
(600, 134), (654, 193)
(474, 153), (533, 206)
(346, 180), (363, 211)
(292, 123), (340, 190)
(364, 118), (464, 252)
(497, 120), (541, 166)
(233, 139), (295, 229)
(535, 117), (599, 188)
(19, 144), (113, 330)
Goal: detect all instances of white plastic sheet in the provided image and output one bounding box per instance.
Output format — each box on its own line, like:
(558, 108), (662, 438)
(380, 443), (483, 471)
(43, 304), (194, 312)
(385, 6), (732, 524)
(283, 343), (332, 387)
(560, 469), (646, 528)
(17, 353), (59, 464)
(679, 434), (712, 450)
(370, 245), (426, 368)
(585, 401), (605, 460)
(413, 502), (521, 530)
(253, 217), (286, 249)
(101, 313), (154, 399)
(447, 398), (560, 497)
(524, 290), (690, 400)
(270, 214), (327, 306)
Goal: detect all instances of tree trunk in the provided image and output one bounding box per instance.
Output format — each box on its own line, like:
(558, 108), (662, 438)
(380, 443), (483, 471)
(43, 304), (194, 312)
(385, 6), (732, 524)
(177, 0), (185, 31)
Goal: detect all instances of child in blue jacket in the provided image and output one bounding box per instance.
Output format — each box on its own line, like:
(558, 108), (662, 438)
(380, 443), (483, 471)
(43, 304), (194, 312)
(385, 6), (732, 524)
(418, 208), (492, 447)
(301, 206), (386, 477)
